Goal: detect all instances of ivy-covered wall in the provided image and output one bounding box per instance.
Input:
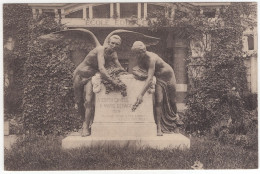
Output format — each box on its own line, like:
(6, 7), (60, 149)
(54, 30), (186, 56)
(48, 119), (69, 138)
(23, 14), (88, 134)
(4, 4), (32, 115)
(148, 2), (257, 137)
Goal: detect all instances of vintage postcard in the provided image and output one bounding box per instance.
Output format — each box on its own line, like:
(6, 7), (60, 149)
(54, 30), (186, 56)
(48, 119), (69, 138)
(2, 1), (258, 173)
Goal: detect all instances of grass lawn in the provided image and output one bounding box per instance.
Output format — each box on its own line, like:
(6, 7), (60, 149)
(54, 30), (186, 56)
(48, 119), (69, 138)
(4, 135), (258, 170)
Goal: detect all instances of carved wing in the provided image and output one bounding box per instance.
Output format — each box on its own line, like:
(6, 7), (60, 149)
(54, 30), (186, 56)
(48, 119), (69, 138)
(103, 29), (160, 48)
(38, 29), (101, 66)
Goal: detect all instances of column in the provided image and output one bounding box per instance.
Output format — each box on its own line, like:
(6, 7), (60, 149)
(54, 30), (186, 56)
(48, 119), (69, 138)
(54, 9), (59, 19)
(89, 5), (93, 19)
(215, 8), (220, 18)
(171, 7), (176, 19)
(61, 9), (65, 18)
(110, 3), (114, 18)
(144, 3), (147, 19)
(116, 3), (120, 18)
(32, 8), (37, 19)
(173, 37), (188, 111)
(39, 9), (42, 15)
(251, 56), (257, 93)
(254, 30), (257, 52)
(138, 3), (141, 19)
(83, 7), (86, 19)
(200, 9), (203, 15)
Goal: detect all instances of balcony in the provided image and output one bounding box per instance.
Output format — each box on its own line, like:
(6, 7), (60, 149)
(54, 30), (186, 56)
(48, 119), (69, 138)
(62, 18), (150, 28)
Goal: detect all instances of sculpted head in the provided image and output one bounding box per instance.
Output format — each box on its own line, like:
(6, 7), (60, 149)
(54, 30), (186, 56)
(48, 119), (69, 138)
(108, 35), (121, 51)
(131, 41), (147, 57)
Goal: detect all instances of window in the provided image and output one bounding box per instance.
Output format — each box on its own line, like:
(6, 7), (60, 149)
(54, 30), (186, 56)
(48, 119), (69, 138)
(175, 10), (187, 18)
(203, 10), (215, 18)
(120, 3), (138, 18)
(42, 9), (55, 17)
(65, 10), (83, 18)
(247, 35), (254, 50)
(86, 8), (89, 18)
(58, 9), (61, 18)
(93, 4), (110, 18)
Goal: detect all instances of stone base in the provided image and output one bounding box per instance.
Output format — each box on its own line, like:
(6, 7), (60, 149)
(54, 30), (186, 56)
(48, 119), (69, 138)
(62, 134), (190, 150)
(91, 123), (157, 137)
(4, 121), (10, 136)
(4, 135), (18, 150)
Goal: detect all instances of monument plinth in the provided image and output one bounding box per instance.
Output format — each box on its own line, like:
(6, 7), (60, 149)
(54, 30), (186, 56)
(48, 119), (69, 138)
(92, 74), (157, 137)
(62, 74), (190, 149)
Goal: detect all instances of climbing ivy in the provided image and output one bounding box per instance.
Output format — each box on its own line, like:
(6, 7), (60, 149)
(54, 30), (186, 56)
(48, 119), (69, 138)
(23, 14), (84, 135)
(148, 2), (257, 134)
(3, 4), (32, 115)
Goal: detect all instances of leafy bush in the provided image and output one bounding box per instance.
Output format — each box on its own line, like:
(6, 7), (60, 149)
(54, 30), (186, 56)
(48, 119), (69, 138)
(23, 14), (83, 135)
(183, 3), (257, 135)
(218, 109), (258, 150)
(148, 3), (257, 135)
(5, 113), (24, 135)
(243, 93), (258, 111)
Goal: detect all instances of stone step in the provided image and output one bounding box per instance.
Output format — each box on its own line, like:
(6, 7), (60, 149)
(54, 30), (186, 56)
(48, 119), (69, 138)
(91, 122), (157, 137)
(4, 121), (9, 136)
(4, 135), (18, 150)
(62, 133), (190, 150)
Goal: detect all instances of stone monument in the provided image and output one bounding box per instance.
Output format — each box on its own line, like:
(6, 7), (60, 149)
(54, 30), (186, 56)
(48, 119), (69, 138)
(62, 74), (190, 149)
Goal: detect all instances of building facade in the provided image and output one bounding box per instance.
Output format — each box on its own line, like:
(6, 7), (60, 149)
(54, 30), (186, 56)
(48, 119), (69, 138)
(27, 2), (257, 110)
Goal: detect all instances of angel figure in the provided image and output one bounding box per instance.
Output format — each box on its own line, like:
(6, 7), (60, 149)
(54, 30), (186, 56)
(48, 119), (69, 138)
(39, 29), (160, 136)
(131, 41), (184, 136)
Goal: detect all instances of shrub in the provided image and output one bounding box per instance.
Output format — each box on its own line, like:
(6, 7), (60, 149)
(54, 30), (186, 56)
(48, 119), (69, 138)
(243, 93), (258, 111)
(23, 14), (84, 135)
(148, 3), (257, 146)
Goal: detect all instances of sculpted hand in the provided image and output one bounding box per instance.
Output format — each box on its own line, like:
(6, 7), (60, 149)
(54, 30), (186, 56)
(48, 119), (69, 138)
(136, 95), (143, 105)
(120, 67), (126, 71)
(120, 71), (128, 75)
(132, 95), (143, 111)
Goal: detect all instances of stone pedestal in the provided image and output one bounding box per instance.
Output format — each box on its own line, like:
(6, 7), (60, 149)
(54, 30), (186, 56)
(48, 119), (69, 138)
(92, 74), (157, 137)
(62, 74), (190, 149)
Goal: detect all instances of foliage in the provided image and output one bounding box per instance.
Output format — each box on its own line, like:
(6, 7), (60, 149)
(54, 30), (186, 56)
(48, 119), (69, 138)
(185, 3), (257, 134)
(102, 67), (127, 96)
(23, 14), (83, 135)
(4, 135), (258, 170)
(4, 113), (24, 134)
(147, 9), (170, 32)
(243, 93), (258, 111)
(3, 4), (32, 115)
(148, 3), (257, 136)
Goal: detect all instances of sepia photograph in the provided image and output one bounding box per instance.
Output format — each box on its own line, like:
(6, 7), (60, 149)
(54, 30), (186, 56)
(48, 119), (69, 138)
(2, 0), (258, 172)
